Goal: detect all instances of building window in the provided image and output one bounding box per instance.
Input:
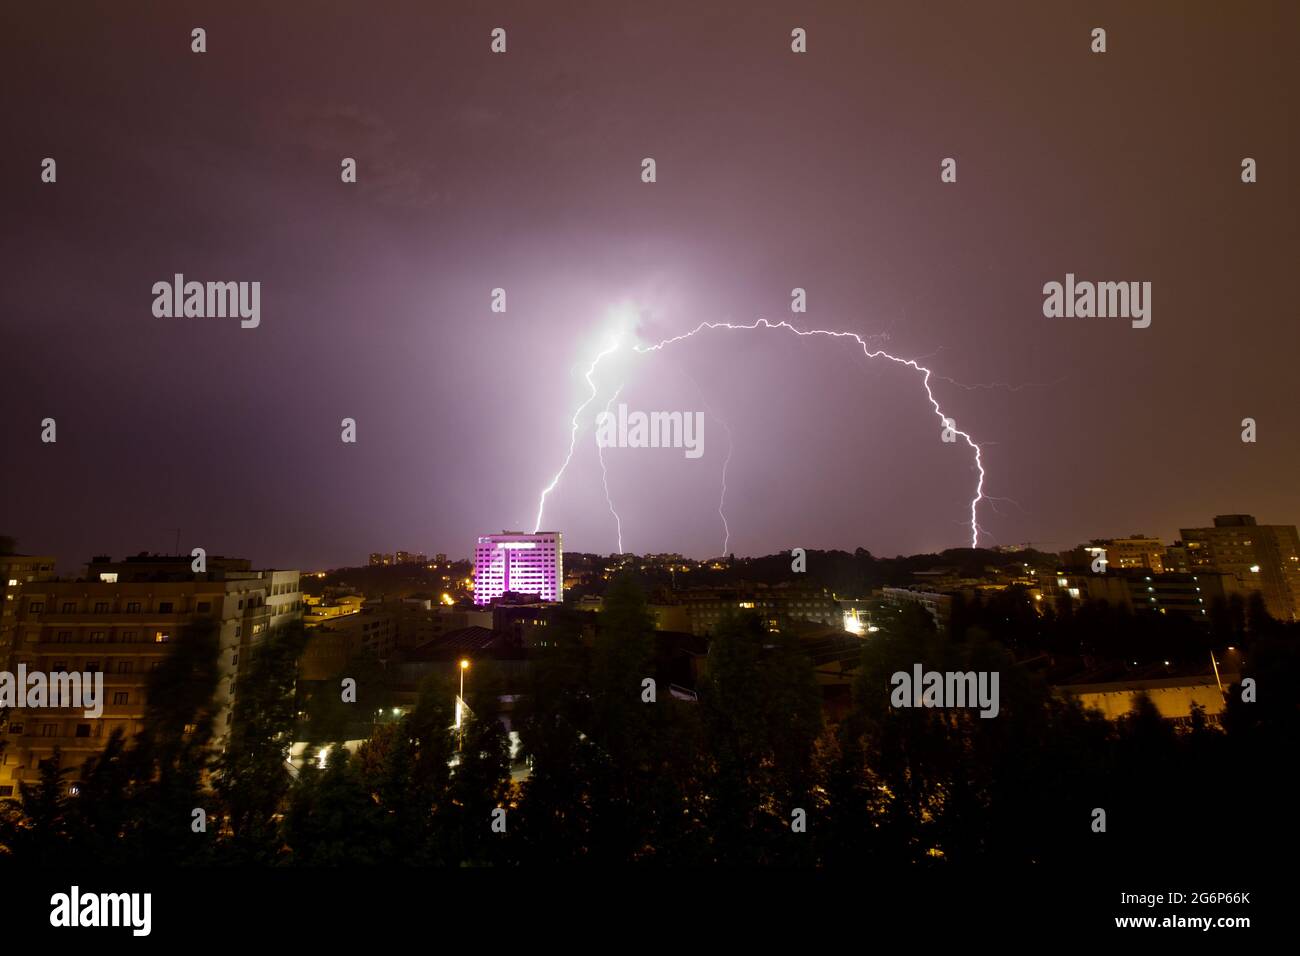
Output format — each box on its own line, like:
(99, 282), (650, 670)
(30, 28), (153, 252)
(126, 602), (141, 613)
(197, 601), (211, 613)
(122, 631), (139, 642)
(61, 602), (76, 613)
(56, 631), (72, 642)
(93, 602), (108, 613)
(158, 602), (174, 613)
(42, 724), (58, 737)
(117, 660), (132, 674)
(84, 661), (100, 673)
(8, 724), (23, 735)
(52, 661), (67, 671)
(0, 786), (13, 797)
(75, 724), (91, 738)
(28, 602), (44, 613)
(155, 632), (169, 643)
(89, 631), (106, 642)
(113, 692), (129, 705)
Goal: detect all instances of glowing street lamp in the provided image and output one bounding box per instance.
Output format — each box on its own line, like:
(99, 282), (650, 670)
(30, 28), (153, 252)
(455, 659), (470, 731)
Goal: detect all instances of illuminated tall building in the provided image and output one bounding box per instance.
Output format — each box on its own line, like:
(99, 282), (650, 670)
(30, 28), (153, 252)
(473, 532), (563, 605)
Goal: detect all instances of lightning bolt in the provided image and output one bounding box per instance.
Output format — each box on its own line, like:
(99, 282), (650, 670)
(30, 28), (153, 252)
(532, 339), (621, 534)
(597, 384), (625, 553)
(634, 318), (987, 547)
(715, 414), (733, 557)
(677, 365), (733, 557)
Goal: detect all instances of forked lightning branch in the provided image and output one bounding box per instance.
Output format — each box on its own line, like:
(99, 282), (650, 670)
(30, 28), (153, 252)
(531, 316), (988, 552)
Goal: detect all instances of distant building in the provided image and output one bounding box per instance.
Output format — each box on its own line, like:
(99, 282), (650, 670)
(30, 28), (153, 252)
(430, 604), (494, 637)
(1180, 515), (1300, 622)
(303, 594), (364, 627)
(1164, 544), (1190, 574)
(676, 583), (841, 636)
(371, 551), (429, 567)
(881, 587), (953, 631)
(473, 532), (563, 605)
(1051, 568), (1239, 621)
(1062, 535), (1164, 572)
(313, 604), (397, 660)
(1105, 536), (1166, 572)
(492, 601), (598, 648)
(648, 602), (690, 632)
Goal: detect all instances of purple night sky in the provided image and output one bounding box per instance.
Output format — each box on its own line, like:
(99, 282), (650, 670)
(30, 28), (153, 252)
(2, 1), (1297, 572)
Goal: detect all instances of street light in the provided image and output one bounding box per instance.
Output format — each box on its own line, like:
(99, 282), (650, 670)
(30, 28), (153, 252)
(455, 659), (470, 732)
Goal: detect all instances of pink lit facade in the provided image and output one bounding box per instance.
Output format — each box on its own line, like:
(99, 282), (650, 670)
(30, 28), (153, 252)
(473, 532), (563, 605)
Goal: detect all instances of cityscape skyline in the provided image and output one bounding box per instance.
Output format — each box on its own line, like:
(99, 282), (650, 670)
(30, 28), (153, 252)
(5, 507), (1296, 805)
(0, 1), (1292, 923)
(10, 507), (1300, 622)
(13, 506), (1300, 579)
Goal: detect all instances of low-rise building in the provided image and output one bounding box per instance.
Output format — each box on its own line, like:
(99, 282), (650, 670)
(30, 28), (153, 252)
(1055, 674), (1229, 727)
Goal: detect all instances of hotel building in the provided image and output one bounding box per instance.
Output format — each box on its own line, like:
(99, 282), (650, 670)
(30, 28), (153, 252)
(473, 532), (563, 605)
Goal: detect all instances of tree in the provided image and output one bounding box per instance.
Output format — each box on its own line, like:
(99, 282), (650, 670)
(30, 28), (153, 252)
(283, 745), (384, 864)
(0, 749), (74, 864)
(698, 612), (822, 864)
(213, 622), (308, 863)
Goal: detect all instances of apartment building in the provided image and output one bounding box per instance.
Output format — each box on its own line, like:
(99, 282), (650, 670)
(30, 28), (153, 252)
(1180, 515), (1300, 622)
(0, 554), (300, 797)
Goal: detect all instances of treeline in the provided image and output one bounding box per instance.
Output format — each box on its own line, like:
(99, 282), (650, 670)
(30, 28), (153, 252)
(1, 575), (1296, 867)
(945, 586), (1275, 677)
(567, 546), (1062, 599)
